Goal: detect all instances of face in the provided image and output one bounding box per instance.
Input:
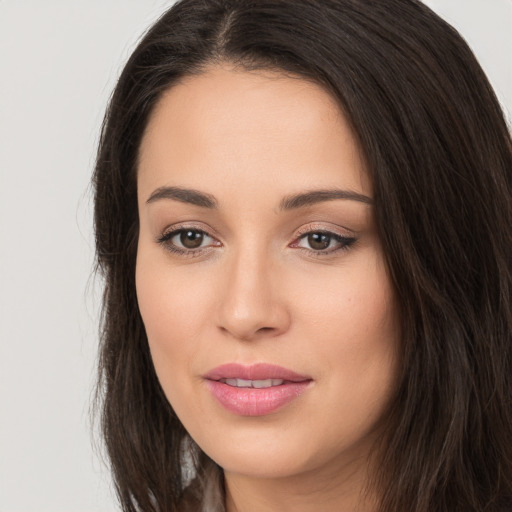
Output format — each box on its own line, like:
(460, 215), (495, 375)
(136, 67), (399, 483)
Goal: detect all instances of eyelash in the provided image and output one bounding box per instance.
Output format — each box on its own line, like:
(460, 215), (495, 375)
(157, 225), (219, 257)
(157, 225), (357, 257)
(290, 229), (356, 256)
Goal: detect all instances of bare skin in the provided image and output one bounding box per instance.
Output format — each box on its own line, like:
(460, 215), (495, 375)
(136, 66), (399, 512)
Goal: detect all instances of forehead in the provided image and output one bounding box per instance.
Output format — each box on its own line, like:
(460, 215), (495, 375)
(137, 65), (370, 200)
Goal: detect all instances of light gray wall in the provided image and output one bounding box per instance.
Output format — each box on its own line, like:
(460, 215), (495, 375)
(0, 1), (510, 511)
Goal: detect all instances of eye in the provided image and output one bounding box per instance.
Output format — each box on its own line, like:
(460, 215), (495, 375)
(158, 227), (220, 254)
(292, 230), (356, 254)
(174, 229), (208, 249)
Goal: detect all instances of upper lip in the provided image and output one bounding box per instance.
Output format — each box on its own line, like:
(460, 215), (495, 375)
(204, 363), (311, 382)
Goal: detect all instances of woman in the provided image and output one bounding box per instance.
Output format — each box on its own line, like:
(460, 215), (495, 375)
(93, 1), (512, 511)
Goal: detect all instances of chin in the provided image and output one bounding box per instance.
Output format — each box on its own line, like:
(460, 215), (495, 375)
(192, 419), (372, 482)
(212, 449), (313, 480)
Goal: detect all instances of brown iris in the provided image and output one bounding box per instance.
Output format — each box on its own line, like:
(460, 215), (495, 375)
(308, 232), (332, 250)
(180, 230), (204, 249)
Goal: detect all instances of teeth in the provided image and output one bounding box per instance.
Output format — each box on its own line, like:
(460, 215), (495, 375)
(228, 378), (252, 388)
(222, 378), (285, 388)
(251, 379), (284, 388)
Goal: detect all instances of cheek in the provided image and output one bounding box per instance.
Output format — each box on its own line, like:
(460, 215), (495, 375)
(135, 247), (215, 393)
(289, 256), (399, 418)
(136, 240), (215, 336)
(292, 254), (397, 353)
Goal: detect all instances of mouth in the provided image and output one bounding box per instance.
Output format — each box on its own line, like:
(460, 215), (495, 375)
(218, 378), (287, 388)
(204, 363), (313, 416)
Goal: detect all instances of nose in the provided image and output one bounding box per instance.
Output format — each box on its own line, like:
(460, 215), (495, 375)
(216, 249), (291, 341)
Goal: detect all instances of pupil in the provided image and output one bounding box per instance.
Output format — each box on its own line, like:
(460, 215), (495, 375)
(308, 232), (330, 250)
(180, 230), (203, 249)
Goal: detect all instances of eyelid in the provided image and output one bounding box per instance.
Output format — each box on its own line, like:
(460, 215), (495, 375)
(157, 222), (222, 256)
(155, 221), (357, 257)
(293, 222), (355, 239)
(158, 221), (221, 241)
(289, 222), (357, 255)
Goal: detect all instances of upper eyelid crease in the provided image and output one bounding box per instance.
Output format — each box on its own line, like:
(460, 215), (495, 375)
(295, 222), (354, 236)
(158, 222), (354, 243)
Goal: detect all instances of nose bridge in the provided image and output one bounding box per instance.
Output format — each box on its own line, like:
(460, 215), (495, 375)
(217, 242), (288, 340)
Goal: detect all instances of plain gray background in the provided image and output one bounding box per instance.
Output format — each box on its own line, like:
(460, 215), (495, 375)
(0, 1), (511, 511)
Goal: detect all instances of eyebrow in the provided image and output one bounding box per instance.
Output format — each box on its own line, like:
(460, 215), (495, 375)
(279, 189), (373, 210)
(146, 186), (217, 208)
(146, 186), (373, 210)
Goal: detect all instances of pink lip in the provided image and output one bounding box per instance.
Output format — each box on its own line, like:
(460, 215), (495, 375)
(204, 363), (312, 416)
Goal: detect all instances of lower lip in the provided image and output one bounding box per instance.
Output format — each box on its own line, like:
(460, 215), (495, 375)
(205, 380), (311, 416)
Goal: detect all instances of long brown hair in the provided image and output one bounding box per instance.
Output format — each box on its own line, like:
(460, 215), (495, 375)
(93, 1), (512, 510)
